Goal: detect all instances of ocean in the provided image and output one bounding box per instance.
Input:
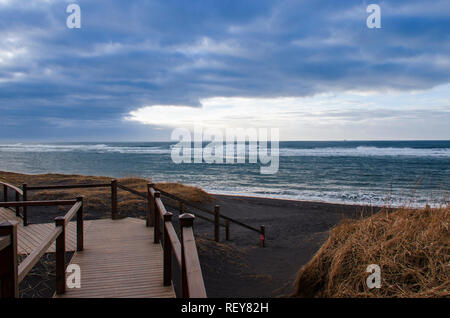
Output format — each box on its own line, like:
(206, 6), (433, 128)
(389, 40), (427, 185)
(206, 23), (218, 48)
(0, 141), (448, 207)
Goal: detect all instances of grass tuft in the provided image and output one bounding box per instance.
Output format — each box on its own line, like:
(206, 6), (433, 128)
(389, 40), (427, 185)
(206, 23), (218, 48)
(292, 205), (450, 298)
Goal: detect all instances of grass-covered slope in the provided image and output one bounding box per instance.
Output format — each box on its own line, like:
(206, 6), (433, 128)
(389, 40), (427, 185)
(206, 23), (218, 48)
(292, 206), (449, 298)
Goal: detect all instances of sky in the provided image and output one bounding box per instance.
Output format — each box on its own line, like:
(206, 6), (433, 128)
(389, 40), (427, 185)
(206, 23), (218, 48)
(0, 0), (449, 141)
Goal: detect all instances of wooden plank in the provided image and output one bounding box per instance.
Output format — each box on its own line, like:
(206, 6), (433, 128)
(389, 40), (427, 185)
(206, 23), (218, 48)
(55, 218), (175, 298)
(0, 208), (92, 254)
(1, 208), (176, 298)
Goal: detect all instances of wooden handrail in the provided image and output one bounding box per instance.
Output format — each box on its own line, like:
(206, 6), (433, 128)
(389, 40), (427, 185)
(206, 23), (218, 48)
(17, 226), (62, 283)
(164, 220), (182, 266)
(153, 186), (265, 246)
(149, 184), (206, 298)
(0, 181), (23, 196)
(162, 198), (228, 227)
(0, 199), (77, 208)
(180, 214), (207, 298)
(63, 201), (82, 226)
(117, 183), (146, 199)
(5, 180), (263, 240)
(22, 181), (111, 222)
(110, 181), (263, 245)
(1, 181), (23, 218)
(0, 197), (84, 298)
(153, 186), (264, 234)
(26, 183), (110, 190)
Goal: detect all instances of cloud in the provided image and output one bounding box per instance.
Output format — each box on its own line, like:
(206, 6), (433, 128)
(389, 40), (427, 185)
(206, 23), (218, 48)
(126, 85), (450, 140)
(0, 0), (449, 140)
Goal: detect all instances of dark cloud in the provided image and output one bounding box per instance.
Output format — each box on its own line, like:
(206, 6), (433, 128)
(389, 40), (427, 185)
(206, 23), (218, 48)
(0, 0), (449, 140)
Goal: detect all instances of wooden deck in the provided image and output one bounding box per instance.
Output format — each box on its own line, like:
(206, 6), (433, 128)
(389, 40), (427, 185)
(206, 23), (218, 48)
(0, 207), (94, 254)
(55, 217), (175, 298)
(0, 207), (175, 298)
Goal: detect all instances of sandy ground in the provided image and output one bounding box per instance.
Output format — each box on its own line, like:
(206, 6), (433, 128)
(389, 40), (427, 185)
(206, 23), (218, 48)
(192, 195), (379, 297)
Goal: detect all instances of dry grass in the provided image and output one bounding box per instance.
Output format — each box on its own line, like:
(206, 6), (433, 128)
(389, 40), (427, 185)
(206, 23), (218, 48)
(0, 171), (212, 217)
(292, 205), (450, 298)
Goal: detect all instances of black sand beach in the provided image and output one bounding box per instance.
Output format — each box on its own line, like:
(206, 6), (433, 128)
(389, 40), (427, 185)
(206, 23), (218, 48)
(196, 195), (377, 297)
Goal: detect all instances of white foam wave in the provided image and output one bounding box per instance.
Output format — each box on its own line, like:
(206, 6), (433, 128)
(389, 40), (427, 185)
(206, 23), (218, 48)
(0, 144), (448, 158)
(0, 143), (171, 154)
(279, 146), (450, 158)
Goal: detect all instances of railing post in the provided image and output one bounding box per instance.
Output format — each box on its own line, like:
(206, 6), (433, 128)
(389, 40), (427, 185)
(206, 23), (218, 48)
(76, 196), (84, 252)
(15, 191), (20, 217)
(111, 179), (117, 220)
(260, 225), (265, 248)
(226, 220), (230, 241)
(147, 183), (155, 227)
(3, 184), (7, 202)
(163, 212), (173, 286)
(0, 221), (18, 298)
(179, 213), (195, 298)
(55, 217), (66, 295)
(154, 191), (161, 244)
(179, 201), (184, 214)
(214, 205), (220, 242)
(22, 184), (27, 226)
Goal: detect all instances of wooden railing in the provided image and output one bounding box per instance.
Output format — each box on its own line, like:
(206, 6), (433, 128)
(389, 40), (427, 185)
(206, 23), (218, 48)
(1, 180), (124, 226)
(153, 186), (266, 247)
(1, 180), (265, 246)
(148, 185), (207, 298)
(0, 181), (23, 219)
(0, 197), (84, 298)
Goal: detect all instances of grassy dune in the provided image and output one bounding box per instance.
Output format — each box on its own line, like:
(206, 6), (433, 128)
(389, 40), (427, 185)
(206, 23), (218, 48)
(292, 205), (449, 298)
(0, 171), (211, 217)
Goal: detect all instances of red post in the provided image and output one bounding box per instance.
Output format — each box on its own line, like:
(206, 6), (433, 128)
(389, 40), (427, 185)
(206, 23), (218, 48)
(260, 225), (265, 248)
(0, 221), (18, 298)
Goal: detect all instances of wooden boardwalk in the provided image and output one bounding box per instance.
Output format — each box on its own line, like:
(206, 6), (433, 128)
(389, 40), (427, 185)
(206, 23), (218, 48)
(0, 208), (94, 254)
(0, 207), (175, 298)
(55, 217), (175, 298)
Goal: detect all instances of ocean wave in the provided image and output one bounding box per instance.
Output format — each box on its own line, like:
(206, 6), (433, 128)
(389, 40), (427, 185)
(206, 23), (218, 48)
(0, 143), (171, 154)
(1, 143), (449, 158)
(279, 146), (450, 158)
(204, 186), (447, 208)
